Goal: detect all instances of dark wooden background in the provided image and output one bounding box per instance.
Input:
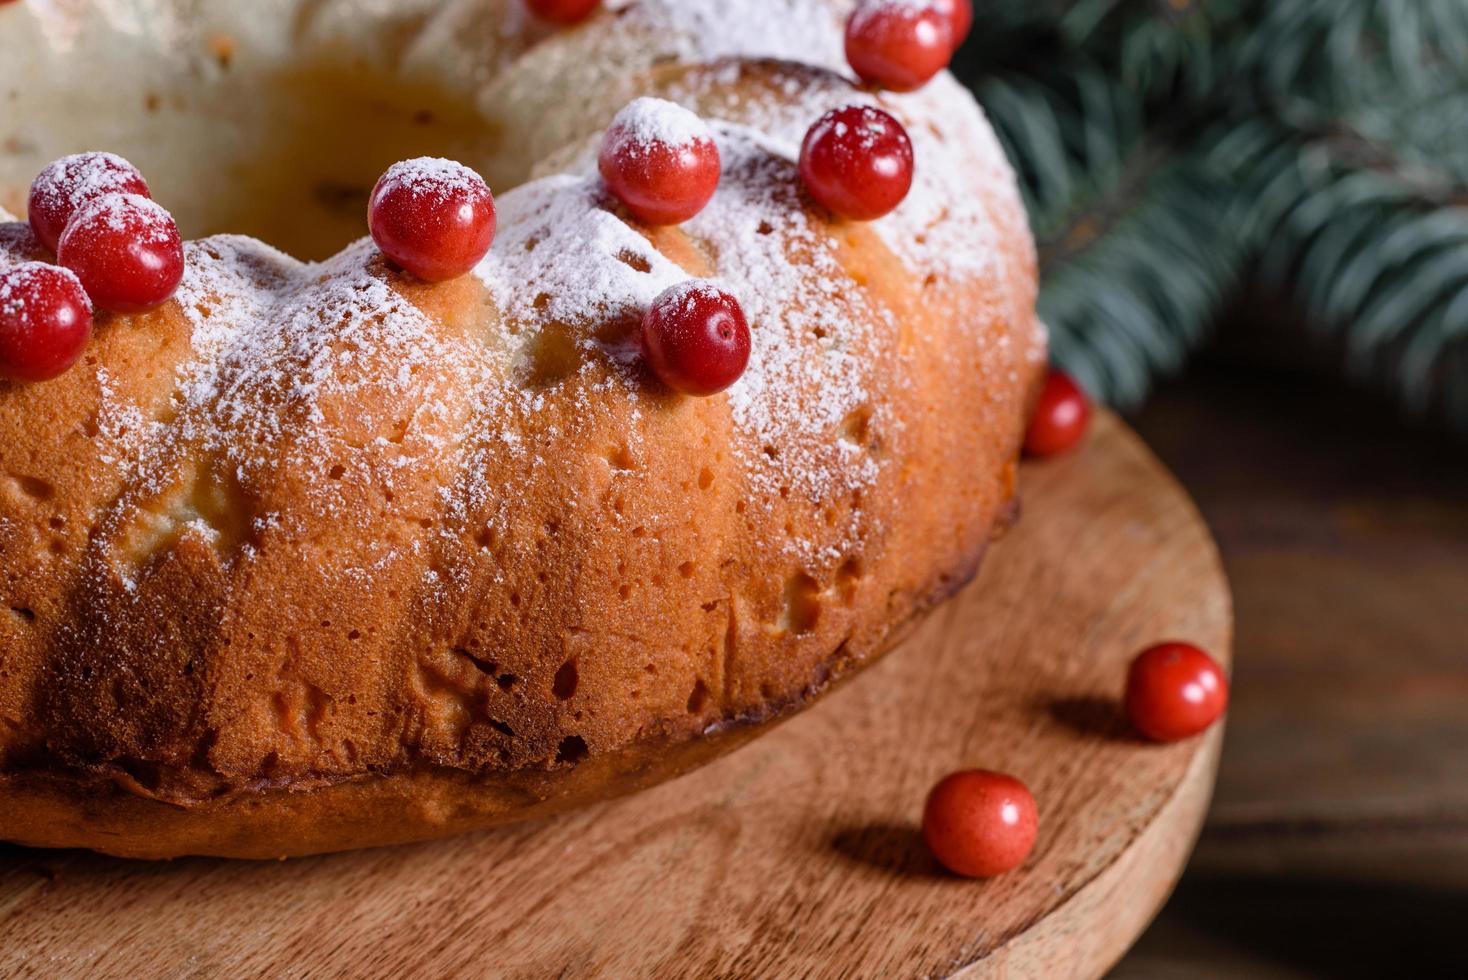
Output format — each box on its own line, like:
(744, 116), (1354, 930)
(1109, 307), (1468, 978)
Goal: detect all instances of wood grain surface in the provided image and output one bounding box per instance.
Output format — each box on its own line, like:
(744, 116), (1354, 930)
(1112, 353), (1468, 980)
(0, 412), (1232, 979)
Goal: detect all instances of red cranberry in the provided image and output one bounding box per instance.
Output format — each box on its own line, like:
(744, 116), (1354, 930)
(932, 0), (973, 49)
(1126, 642), (1230, 742)
(923, 769), (1039, 878)
(524, 0), (600, 24)
(57, 194), (184, 314)
(27, 152), (151, 252)
(642, 281), (750, 396)
(0, 262), (94, 382)
(799, 105), (914, 221)
(599, 98), (722, 226)
(1024, 369), (1092, 456)
(845, 1), (954, 92)
(368, 158), (497, 283)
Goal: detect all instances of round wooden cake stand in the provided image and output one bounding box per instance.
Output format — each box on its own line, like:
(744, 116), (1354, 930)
(0, 411), (1230, 979)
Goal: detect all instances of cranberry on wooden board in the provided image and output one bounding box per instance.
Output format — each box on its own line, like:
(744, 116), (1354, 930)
(1024, 369), (1092, 456)
(27, 152), (151, 252)
(799, 105), (914, 221)
(524, 0), (600, 25)
(0, 262), (93, 382)
(368, 158), (497, 283)
(641, 281), (751, 396)
(845, 0), (954, 92)
(599, 97), (722, 226)
(1126, 642), (1230, 742)
(57, 193), (183, 314)
(923, 769), (1039, 878)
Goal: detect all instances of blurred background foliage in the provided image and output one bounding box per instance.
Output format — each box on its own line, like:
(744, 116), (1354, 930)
(953, 0), (1468, 429)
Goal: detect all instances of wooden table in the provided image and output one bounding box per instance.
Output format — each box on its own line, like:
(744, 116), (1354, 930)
(0, 414), (1230, 978)
(1112, 352), (1468, 979)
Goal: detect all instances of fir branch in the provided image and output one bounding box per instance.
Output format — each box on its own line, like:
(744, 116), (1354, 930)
(973, 66), (1146, 245)
(1227, 0), (1468, 184)
(958, 0), (1468, 426)
(1037, 141), (1247, 408)
(967, 53), (1246, 407)
(969, 0), (1247, 99)
(1219, 120), (1468, 427)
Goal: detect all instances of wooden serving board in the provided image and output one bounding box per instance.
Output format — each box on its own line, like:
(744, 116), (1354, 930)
(0, 412), (1231, 979)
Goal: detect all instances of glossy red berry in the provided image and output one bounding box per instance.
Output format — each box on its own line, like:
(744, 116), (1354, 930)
(642, 281), (750, 396)
(845, 1), (954, 92)
(799, 105), (914, 221)
(1126, 642), (1230, 742)
(524, 0), (599, 25)
(368, 158), (497, 283)
(57, 194), (183, 314)
(599, 98), (722, 226)
(1024, 369), (1091, 456)
(923, 769), (1039, 878)
(0, 262), (93, 382)
(932, 0), (973, 49)
(27, 152), (151, 252)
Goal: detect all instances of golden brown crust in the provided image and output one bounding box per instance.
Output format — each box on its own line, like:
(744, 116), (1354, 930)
(0, 543), (985, 860)
(0, 7), (1044, 858)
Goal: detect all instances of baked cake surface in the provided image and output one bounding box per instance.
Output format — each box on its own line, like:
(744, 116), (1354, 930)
(0, 0), (1044, 858)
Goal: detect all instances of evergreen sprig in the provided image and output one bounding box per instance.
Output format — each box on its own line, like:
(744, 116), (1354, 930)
(1218, 119), (1468, 425)
(957, 0), (1468, 428)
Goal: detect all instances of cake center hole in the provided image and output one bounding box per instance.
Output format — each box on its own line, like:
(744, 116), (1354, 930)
(2, 59), (499, 262)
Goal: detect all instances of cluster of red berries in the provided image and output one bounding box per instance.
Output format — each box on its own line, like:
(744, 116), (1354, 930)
(923, 641), (1229, 878)
(520, 0), (979, 89)
(1, 152), (185, 382)
(597, 99), (747, 397)
(798, 0), (977, 219)
(511, 1), (977, 396)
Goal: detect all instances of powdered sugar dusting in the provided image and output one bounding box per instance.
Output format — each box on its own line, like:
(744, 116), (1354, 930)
(688, 128), (881, 505)
(478, 174), (686, 332)
(65, 192), (176, 243)
(3, 0), (1037, 574)
(616, 0), (848, 71)
(607, 97), (715, 154)
(375, 157), (490, 203)
(169, 237), (492, 485)
(0, 261), (89, 318)
(655, 277), (726, 313)
(28, 151), (148, 222)
(849, 0), (948, 25)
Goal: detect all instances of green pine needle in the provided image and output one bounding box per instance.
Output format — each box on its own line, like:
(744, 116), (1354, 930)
(954, 0), (1468, 428)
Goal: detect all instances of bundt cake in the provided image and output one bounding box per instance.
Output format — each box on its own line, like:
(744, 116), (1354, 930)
(0, 0), (1044, 859)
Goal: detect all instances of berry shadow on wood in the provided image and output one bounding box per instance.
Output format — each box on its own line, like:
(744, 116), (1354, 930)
(1041, 695), (1143, 743)
(828, 823), (947, 880)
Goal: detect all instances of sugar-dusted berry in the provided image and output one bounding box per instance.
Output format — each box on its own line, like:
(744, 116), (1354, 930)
(28, 152), (151, 252)
(845, 0), (954, 92)
(642, 281), (751, 396)
(600, 97), (722, 226)
(368, 158), (497, 283)
(799, 105), (914, 221)
(0, 262), (93, 382)
(57, 193), (184, 314)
